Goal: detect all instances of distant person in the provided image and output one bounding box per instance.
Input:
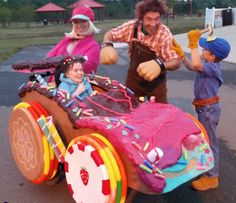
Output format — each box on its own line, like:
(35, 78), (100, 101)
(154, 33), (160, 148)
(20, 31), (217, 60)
(43, 19), (48, 26)
(58, 56), (93, 99)
(100, 0), (180, 103)
(47, 6), (100, 74)
(178, 30), (230, 191)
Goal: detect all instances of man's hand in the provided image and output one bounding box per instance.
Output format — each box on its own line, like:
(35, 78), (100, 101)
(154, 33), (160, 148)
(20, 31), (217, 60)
(100, 46), (118, 65)
(188, 29), (201, 49)
(172, 38), (185, 58)
(137, 60), (162, 81)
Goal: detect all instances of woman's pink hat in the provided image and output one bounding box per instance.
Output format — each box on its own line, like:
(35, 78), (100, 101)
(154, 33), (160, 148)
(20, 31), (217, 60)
(70, 6), (95, 22)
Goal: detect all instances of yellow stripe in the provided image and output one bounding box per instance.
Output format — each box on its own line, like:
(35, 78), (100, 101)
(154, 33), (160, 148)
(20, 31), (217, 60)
(14, 102), (30, 110)
(42, 136), (50, 175)
(91, 133), (127, 203)
(104, 147), (121, 181)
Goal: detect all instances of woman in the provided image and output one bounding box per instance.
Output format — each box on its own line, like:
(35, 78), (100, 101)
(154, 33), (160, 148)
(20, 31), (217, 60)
(47, 6), (100, 74)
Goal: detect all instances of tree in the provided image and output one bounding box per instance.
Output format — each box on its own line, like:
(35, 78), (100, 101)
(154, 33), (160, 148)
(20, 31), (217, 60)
(101, 0), (136, 19)
(13, 5), (34, 27)
(207, 0), (233, 8)
(0, 7), (12, 27)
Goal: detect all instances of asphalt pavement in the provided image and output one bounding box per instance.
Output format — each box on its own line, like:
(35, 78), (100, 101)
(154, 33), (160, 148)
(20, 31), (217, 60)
(0, 25), (236, 203)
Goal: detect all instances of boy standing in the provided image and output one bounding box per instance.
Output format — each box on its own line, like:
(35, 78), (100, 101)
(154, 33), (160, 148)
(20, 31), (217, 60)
(183, 30), (231, 191)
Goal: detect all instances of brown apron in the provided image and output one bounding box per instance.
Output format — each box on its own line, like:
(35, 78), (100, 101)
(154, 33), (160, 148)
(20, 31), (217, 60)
(125, 21), (168, 103)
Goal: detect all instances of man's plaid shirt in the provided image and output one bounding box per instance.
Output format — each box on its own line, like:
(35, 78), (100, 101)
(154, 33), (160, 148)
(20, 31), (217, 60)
(111, 20), (179, 62)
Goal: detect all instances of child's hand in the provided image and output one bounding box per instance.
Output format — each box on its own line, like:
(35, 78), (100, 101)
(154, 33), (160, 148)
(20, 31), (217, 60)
(188, 29), (201, 49)
(91, 90), (98, 96)
(73, 83), (86, 97)
(171, 38), (185, 58)
(77, 83), (86, 92)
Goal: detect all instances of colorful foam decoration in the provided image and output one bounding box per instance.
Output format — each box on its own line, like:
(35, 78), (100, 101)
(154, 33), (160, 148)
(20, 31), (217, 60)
(64, 140), (111, 203)
(182, 134), (201, 151)
(24, 102), (55, 183)
(9, 102), (50, 183)
(72, 136), (117, 203)
(86, 134), (123, 203)
(146, 147), (164, 164)
(187, 113), (210, 144)
(29, 101), (58, 180)
(45, 115), (67, 162)
(15, 73), (215, 194)
(161, 136), (214, 193)
(37, 115), (66, 163)
(19, 102), (55, 184)
(90, 133), (127, 203)
(10, 101), (62, 183)
(27, 100), (66, 166)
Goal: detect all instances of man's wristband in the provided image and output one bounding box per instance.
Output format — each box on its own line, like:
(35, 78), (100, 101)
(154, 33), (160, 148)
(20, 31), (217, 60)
(101, 41), (114, 48)
(154, 58), (165, 71)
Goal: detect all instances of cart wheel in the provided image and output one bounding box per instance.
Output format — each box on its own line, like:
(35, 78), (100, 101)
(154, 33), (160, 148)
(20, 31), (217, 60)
(8, 105), (48, 182)
(65, 139), (111, 203)
(29, 101), (59, 182)
(46, 162), (65, 185)
(8, 102), (60, 184)
(89, 133), (127, 203)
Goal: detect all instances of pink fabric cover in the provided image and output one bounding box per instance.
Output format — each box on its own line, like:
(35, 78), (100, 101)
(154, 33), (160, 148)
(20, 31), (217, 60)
(76, 102), (200, 193)
(47, 35), (100, 74)
(18, 76), (204, 193)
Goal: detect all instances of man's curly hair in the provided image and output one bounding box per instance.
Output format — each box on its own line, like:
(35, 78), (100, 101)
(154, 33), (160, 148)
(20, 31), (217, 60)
(135, 0), (167, 20)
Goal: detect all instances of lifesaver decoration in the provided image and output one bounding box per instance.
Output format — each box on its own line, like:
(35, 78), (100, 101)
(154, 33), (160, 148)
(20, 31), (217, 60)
(65, 134), (127, 203)
(64, 141), (111, 203)
(90, 133), (127, 203)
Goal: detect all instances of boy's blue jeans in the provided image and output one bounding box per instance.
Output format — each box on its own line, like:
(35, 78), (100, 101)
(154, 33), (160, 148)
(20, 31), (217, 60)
(196, 103), (221, 177)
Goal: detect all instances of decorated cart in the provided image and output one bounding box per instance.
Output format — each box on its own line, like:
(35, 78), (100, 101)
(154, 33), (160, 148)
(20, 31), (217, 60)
(8, 56), (214, 203)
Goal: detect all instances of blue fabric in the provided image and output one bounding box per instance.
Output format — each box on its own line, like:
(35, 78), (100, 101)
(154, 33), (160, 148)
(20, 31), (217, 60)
(199, 37), (230, 60)
(58, 73), (93, 99)
(196, 104), (221, 177)
(194, 62), (223, 100)
(194, 61), (223, 177)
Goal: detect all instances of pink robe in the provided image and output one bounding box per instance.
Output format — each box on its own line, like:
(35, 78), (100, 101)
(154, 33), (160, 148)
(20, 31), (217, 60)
(47, 35), (100, 74)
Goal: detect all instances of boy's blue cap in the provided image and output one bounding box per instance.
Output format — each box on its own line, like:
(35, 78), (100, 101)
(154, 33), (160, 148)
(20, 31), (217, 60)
(199, 37), (230, 60)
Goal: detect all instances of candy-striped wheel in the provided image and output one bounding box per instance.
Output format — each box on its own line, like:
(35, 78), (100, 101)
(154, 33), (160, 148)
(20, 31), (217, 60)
(89, 133), (127, 203)
(72, 136), (118, 203)
(65, 141), (111, 203)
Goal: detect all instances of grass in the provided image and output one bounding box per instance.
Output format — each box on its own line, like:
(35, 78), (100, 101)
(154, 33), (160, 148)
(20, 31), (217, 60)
(0, 17), (204, 63)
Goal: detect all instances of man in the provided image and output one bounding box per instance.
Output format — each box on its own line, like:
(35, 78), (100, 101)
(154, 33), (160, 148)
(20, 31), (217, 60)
(100, 0), (180, 103)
